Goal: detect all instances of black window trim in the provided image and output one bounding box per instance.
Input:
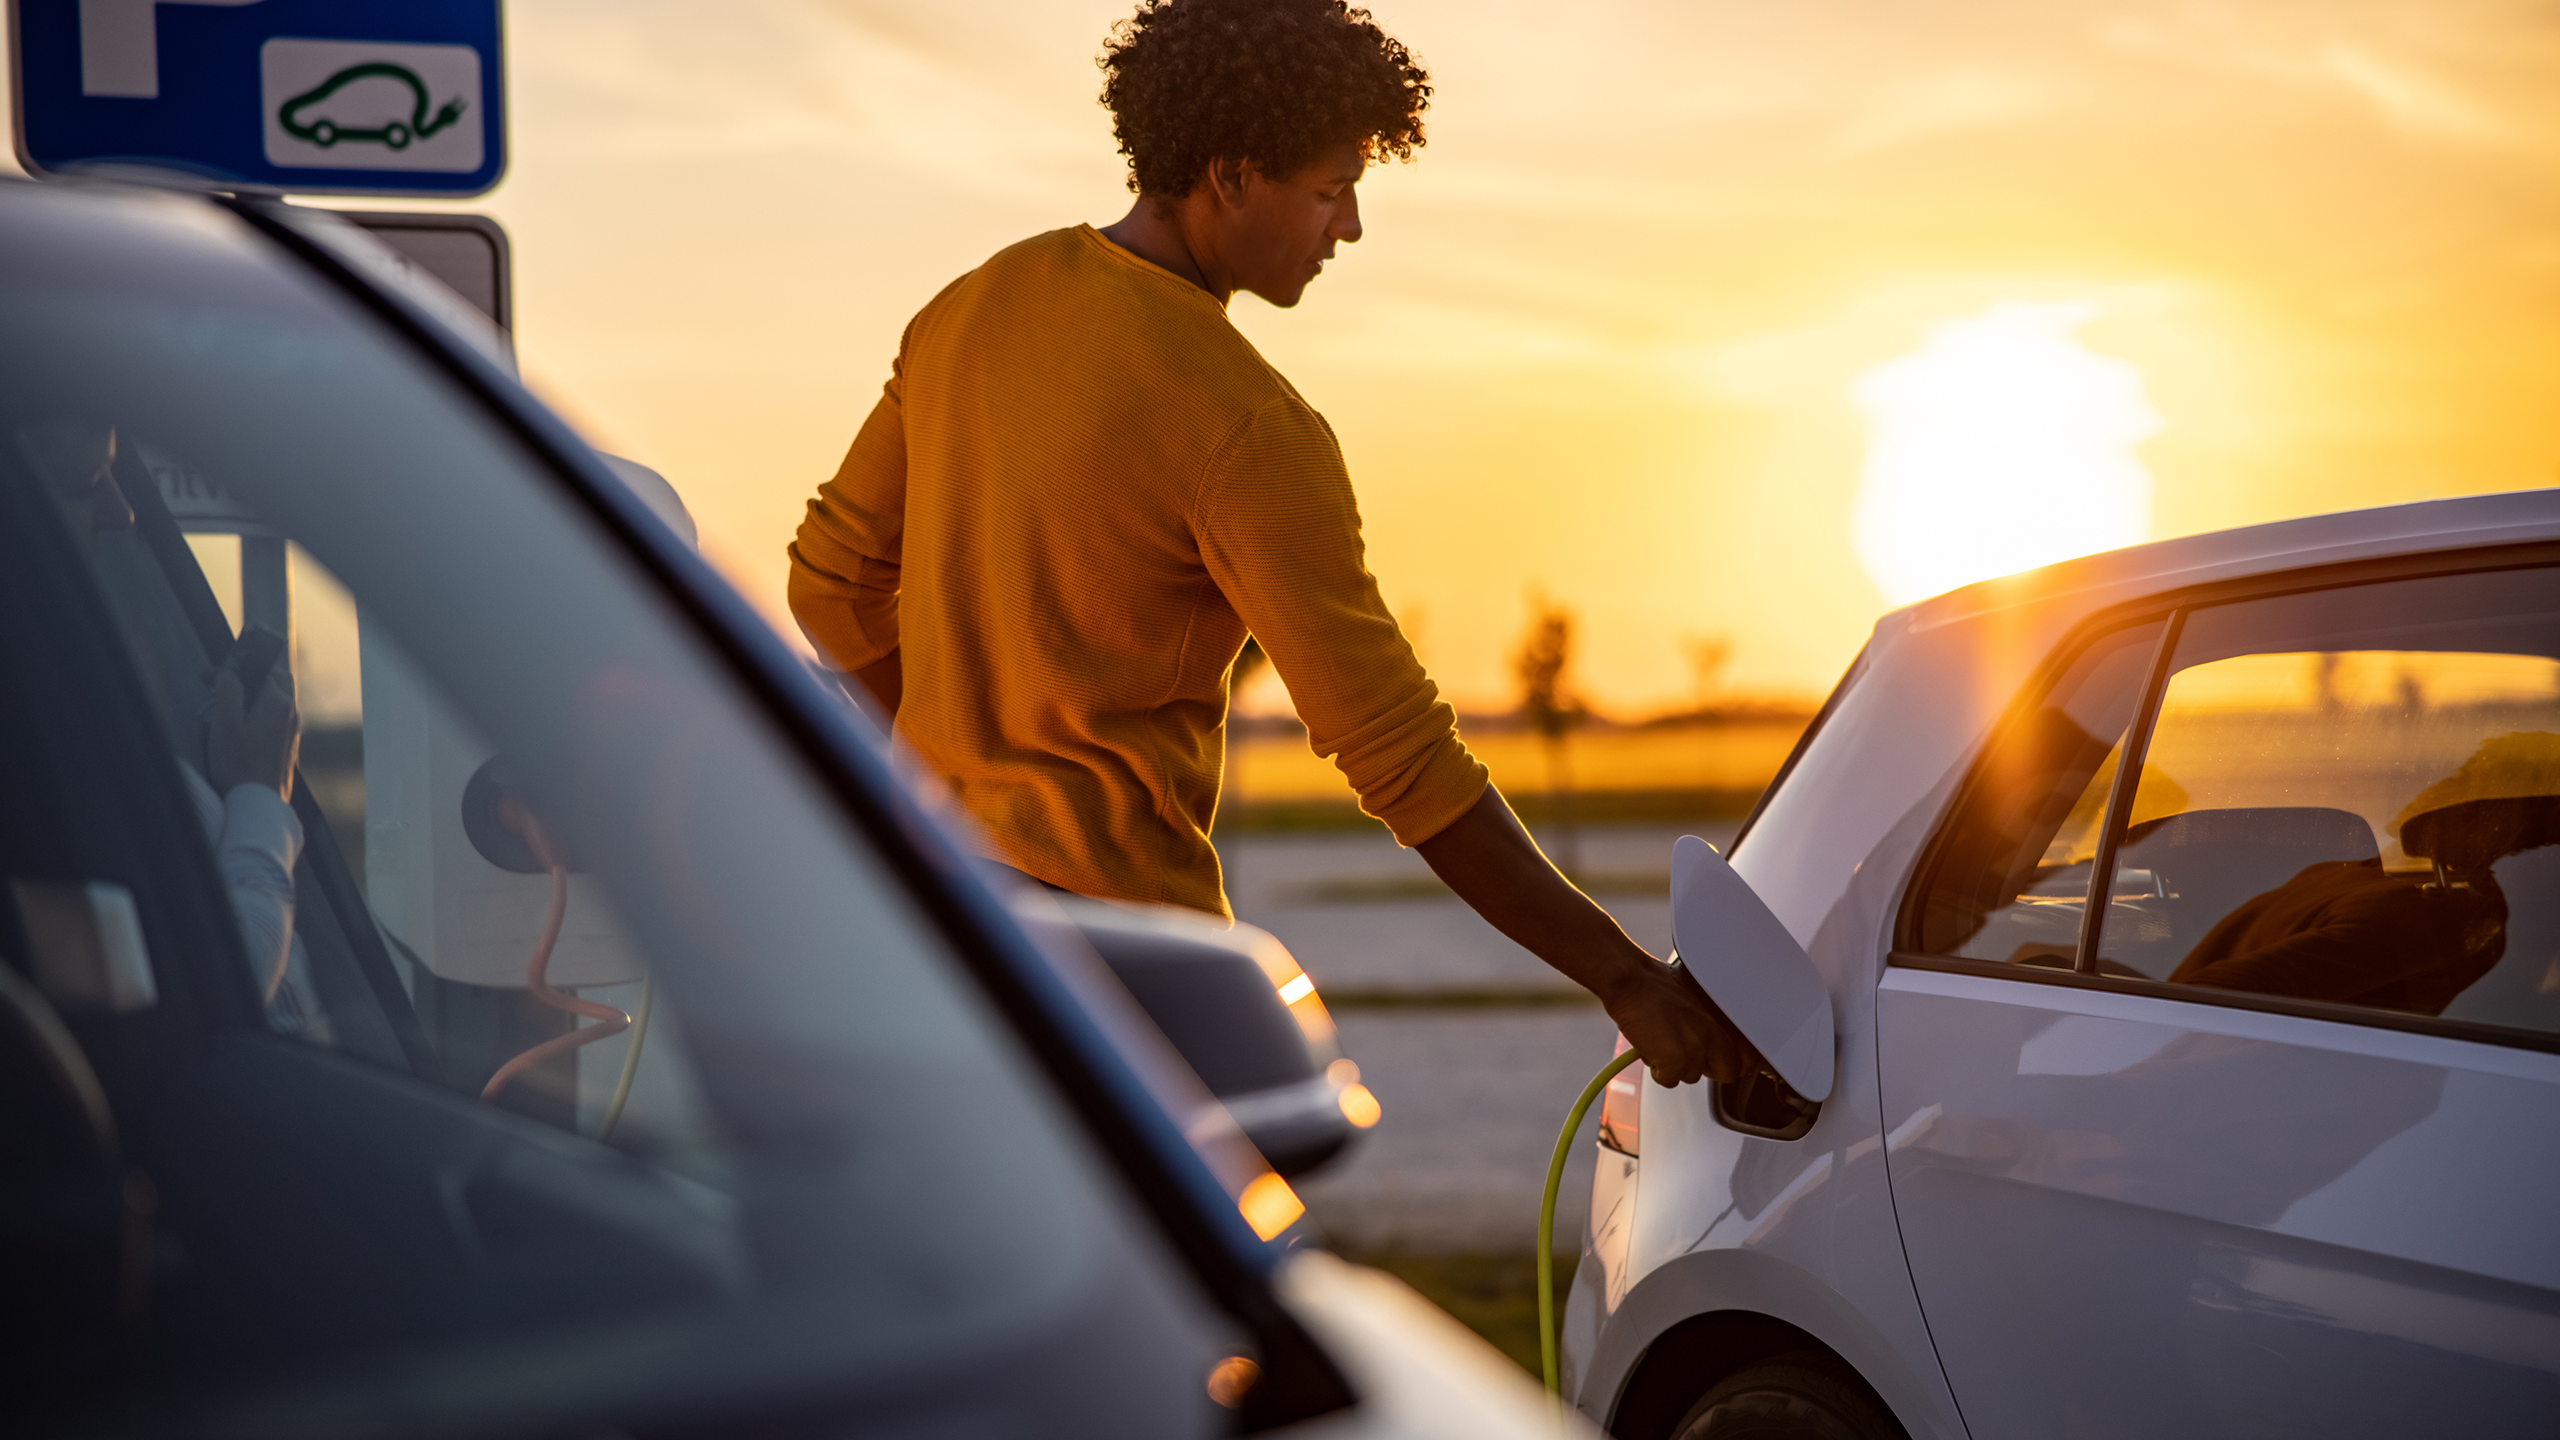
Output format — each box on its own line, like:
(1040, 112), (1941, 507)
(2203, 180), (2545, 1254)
(1891, 538), (2560, 1059)
(1888, 950), (2560, 1057)
(2072, 612), (2182, 973)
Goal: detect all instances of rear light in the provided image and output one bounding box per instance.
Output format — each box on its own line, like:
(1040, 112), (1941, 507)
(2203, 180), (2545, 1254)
(1257, 953), (1338, 1050)
(1238, 1171), (1306, 1240)
(1598, 1031), (1639, 1156)
(1330, 1058), (1382, 1129)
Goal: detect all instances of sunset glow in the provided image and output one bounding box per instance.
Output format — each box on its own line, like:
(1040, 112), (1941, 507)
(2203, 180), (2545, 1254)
(1852, 301), (2160, 606)
(14, 2), (2547, 714)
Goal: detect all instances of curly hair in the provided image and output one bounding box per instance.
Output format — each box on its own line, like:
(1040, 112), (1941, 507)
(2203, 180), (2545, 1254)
(1099, 0), (1431, 198)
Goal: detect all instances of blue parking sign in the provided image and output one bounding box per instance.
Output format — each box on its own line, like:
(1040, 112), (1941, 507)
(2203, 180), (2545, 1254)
(10, 0), (503, 196)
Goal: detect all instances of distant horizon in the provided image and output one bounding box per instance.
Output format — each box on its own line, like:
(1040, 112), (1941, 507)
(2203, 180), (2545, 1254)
(1226, 695), (1826, 733)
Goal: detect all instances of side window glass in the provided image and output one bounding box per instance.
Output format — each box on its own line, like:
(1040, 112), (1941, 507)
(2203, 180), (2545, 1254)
(2097, 568), (2560, 1037)
(60, 426), (714, 1144)
(2, 203), (1229, 1435)
(1911, 620), (2166, 968)
(11, 422), (406, 1064)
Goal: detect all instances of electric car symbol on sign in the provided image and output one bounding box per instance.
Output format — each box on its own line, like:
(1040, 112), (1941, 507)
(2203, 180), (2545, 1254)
(1568, 489), (2560, 1437)
(0, 176), (1560, 1439)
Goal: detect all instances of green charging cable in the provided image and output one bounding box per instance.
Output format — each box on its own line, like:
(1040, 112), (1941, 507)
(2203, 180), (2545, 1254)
(1539, 1047), (1639, 1402)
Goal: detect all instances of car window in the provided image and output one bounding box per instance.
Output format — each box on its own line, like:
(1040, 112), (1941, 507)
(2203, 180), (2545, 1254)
(0, 185), (1230, 1434)
(1910, 619), (2167, 968)
(1907, 560), (2560, 1046)
(2097, 568), (2560, 1036)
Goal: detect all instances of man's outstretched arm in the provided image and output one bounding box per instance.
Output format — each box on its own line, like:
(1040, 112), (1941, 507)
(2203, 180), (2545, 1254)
(1417, 786), (1753, 1088)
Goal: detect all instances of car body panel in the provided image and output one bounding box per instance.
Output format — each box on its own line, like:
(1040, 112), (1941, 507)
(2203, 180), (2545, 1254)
(1568, 488), (2560, 1437)
(1573, 1236), (1967, 1440)
(1880, 966), (2560, 1438)
(0, 176), (1568, 1434)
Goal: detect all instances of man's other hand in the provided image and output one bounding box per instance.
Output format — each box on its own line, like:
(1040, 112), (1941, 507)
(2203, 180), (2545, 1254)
(207, 668), (300, 801)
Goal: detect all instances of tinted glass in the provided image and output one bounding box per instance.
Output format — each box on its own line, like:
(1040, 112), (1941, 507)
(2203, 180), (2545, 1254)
(1913, 620), (2166, 967)
(2098, 568), (2560, 1037)
(0, 185), (1227, 1433)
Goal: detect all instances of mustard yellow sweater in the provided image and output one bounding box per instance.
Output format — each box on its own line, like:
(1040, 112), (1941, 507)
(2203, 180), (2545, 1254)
(789, 225), (1486, 917)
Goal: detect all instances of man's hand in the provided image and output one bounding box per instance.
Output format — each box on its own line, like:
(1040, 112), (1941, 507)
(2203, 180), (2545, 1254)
(206, 668), (300, 801)
(1416, 786), (1753, 1087)
(1590, 951), (1752, 1088)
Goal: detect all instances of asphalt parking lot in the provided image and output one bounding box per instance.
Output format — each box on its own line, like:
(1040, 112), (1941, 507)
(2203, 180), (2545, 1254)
(1224, 820), (1736, 1252)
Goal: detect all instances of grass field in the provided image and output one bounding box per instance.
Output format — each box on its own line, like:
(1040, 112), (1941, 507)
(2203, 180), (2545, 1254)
(1342, 1250), (1578, 1378)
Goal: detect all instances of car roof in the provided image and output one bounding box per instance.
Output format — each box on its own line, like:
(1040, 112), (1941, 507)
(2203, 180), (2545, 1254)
(1897, 487), (2560, 637)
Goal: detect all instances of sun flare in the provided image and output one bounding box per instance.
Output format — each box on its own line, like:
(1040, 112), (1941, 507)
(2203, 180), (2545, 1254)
(1851, 301), (2162, 608)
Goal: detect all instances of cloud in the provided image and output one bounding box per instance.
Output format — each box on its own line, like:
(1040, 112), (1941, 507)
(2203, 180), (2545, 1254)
(510, 0), (1112, 199)
(1828, 68), (2059, 156)
(2092, 1), (2552, 154)
(2320, 44), (2514, 146)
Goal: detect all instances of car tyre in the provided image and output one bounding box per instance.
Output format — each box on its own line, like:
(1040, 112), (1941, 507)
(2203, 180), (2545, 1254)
(1670, 1351), (1905, 1440)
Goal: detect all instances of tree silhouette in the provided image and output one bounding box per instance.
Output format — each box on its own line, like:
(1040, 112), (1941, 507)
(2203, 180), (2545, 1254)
(1513, 589), (1589, 877)
(1681, 631), (1733, 711)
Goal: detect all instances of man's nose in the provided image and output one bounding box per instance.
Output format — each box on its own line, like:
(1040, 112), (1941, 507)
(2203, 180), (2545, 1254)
(1333, 189), (1362, 244)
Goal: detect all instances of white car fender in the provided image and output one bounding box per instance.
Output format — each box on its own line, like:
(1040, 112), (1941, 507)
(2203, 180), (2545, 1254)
(1273, 1250), (1593, 1437)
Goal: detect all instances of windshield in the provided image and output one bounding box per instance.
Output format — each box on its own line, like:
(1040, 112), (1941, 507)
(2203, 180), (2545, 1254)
(0, 182), (1230, 1436)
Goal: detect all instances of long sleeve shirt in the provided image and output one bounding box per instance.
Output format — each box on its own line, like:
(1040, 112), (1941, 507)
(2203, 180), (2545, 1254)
(183, 765), (315, 1032)
(790, 225), (1486, 917)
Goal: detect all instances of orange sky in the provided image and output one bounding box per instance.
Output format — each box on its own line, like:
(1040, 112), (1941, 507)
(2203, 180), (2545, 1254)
(10, 1), (2555, 713)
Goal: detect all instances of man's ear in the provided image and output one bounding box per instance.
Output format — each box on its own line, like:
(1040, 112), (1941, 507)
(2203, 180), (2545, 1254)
(1202, 155), (1253, 210)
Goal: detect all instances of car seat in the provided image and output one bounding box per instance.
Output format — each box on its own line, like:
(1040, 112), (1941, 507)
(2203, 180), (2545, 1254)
(2107, 807), (2381, 974)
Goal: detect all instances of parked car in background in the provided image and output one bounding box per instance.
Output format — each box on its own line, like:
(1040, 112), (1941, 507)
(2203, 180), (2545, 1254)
(1568, 489), (2560, 1439)
(0, 175), (1548, 1439)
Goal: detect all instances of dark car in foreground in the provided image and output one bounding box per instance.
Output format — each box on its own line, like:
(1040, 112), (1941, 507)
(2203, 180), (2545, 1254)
(0, 176), (1559, 1439)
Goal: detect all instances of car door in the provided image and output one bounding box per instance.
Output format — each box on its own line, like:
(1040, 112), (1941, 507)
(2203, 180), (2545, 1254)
(1879, 556), (2560, 1438)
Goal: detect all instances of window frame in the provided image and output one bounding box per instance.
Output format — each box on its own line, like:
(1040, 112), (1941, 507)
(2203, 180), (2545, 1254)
(1891, 539), (2560, 1058)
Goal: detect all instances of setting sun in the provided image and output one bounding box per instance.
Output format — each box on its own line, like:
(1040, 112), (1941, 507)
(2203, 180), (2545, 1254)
(1851, 301), (2162, 607)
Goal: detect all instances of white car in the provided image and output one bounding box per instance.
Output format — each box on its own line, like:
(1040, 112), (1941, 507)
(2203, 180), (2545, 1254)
(1566, 492), (2560, 1438)
(0, 175), (1560, 1439)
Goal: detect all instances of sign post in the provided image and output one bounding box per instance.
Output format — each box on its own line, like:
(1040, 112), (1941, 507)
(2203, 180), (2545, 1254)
(12, 0), (515, 687)
(9, 0), (505, 196)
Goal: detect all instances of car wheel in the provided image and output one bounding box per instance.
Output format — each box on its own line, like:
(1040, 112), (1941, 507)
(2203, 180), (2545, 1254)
(1670, 1350), (1905, 1440)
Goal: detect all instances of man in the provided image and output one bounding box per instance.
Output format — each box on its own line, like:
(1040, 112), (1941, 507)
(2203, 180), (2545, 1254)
(790, 0), (1742, 1088)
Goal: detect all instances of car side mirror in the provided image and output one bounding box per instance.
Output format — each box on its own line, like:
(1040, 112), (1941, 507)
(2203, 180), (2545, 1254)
(1051, 897), (1363, 1179)
(1670, 835), (1834, 1103)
